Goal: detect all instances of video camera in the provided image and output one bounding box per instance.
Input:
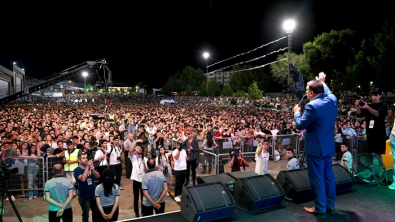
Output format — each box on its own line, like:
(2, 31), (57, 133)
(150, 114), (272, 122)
(232, 148), (240, 156)
(86, 148), (96, 161)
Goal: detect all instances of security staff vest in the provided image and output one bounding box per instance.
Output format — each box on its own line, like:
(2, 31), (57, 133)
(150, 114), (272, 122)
(64, 148), (80, 172)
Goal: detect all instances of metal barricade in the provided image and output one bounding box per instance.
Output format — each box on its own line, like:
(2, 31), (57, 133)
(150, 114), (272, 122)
(272, 134), (300, 160)
(198, 150), (218, 175)
(4, 157), (45, 195)
(46, 156), (65, 181)
(217, 153), (230, 174)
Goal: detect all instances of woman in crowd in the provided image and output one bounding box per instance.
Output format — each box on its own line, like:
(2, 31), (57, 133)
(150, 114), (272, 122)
(95, 168), (120, 222)
(201, 131), (218, 174)
(156, 146), (171, 195)
(26, 145), (41, 200)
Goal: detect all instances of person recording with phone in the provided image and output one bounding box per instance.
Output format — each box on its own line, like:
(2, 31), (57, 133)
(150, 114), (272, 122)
(172, 142), (187, 203)
(228, 143), (250, 172)
(355, 88), (388, 160)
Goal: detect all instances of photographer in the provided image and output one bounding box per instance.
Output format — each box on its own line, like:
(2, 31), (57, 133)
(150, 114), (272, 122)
(355, 88), (388, 160)
(228, 143), (250, 172)
(106, 136), (124, 190)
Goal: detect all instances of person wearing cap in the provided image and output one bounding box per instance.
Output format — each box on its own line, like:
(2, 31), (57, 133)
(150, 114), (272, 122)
(355, 88), (388, 160)
(63, 140), (80, 196)
(255, 135), (269, 175)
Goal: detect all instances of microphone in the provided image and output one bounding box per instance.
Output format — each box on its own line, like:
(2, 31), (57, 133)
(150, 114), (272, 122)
(298, 94), (307, 106)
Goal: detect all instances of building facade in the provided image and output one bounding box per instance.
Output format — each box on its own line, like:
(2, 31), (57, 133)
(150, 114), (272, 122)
(205, 70), (232, 85)
(0, 63), (25, 99)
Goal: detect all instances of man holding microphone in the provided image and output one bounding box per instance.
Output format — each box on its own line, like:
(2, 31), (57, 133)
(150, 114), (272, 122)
(293, 72), (337, 216)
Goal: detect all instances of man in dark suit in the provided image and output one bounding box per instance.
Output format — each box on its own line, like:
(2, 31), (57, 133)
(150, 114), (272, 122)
(293, 72), (337, 216)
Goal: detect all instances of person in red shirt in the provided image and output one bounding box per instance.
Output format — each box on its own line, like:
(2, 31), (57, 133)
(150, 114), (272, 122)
(228, 143), (250, 172)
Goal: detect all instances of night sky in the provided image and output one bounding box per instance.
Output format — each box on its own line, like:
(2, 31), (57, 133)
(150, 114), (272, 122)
(0, 0), (393, 88)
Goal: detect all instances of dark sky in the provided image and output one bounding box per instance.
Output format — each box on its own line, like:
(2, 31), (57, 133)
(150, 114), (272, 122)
(0, 0), (393, 88)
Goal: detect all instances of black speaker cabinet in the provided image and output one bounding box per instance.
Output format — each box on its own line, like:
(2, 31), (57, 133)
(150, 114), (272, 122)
(276, 168), (314, 203)
(276, 164), (356, 203)
(232, 174), (285, 212)
(332, 163), (356, 192)
(197, 173), (236, 193)
(181, 182), (235, 222)
(227, 171), (259, 180)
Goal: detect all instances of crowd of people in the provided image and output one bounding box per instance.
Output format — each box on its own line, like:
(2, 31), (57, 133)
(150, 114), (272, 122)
(0, 84), (394, 220)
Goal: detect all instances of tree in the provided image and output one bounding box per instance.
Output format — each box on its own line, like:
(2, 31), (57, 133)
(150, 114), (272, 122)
(176, 66), (206, 92)
(229, 65), (271, 93)
(162, 75), (179, 95)
(270, 52), (310, 88)
(303, 29), (360, 93)
(235, 90), (247, 98)
(207, 78), (221, 97)
(248, 81), (262, 100)
(222, 84), (233, 96)
(365, 20), (395, 92)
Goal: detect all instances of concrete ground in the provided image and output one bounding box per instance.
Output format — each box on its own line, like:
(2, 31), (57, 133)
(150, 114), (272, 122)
(1, 157), (331, 222)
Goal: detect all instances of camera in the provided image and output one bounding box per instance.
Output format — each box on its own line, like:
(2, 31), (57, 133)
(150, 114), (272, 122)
(359, 101), (366, 106)
(86, 148), (96, 161)
(117, 156), (122, 163)
(232, 148), (240, 156)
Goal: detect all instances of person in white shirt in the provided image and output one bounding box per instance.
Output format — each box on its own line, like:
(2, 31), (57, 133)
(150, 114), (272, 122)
(286, 148), (300, 170)
(129, 145), (148, 218)
(172, 142), (187, 203)
(94, 140), (109, 185)
(340, 143), (353, 172)
(106, 136), (124, 190)
(255, 135), (269, 175)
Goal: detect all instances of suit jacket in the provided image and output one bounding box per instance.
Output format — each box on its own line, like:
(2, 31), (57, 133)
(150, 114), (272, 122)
(294, 85), (338, 157)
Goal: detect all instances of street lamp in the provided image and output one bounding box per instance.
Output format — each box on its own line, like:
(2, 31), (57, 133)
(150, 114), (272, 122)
(283, 20), (295, 99)
(82, 72), (88, 89)
(203, 52), (210, 97)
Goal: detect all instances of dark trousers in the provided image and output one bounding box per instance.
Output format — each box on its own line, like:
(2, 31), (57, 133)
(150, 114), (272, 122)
(49, 208), (73, 222)
(78, 196), (98, 222)
(142, 202), (165, 216)
(110, 163), (122, 186)
(98, 205), (119, 222)
(133, 180), (143, 215)
(186, 159), (197, 184)
(125, 151), (132, 178)
(335, 142), (342, 160)
(96, 165), (107, 185)
(174, 170), (186, 197)
(306, 154), (336, 213)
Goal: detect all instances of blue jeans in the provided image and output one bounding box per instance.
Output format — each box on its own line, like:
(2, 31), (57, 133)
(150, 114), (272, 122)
(27, 165), (39, 198)
(390, 134), (395, 181)
(78, 196), (98, 222)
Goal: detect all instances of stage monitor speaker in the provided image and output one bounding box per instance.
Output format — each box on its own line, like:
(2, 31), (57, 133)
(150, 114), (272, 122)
(227, 171), (259, 180)
(276, 164), (355, 203)
(181, 182), (235, 222)
(232, 174), (285, 212)
(197, 173), (236, 193)
(332, 163), (356, 192)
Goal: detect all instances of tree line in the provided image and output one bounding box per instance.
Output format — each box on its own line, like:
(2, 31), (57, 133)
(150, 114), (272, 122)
(161, 20), (395, 98)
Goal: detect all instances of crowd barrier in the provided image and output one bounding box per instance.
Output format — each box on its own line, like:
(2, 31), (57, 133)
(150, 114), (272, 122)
(4, 157), (45, 194)
(1, 133), (329, 194)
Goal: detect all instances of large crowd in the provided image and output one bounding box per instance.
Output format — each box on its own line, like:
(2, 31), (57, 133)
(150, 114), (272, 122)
(0, 93), (394, 221)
